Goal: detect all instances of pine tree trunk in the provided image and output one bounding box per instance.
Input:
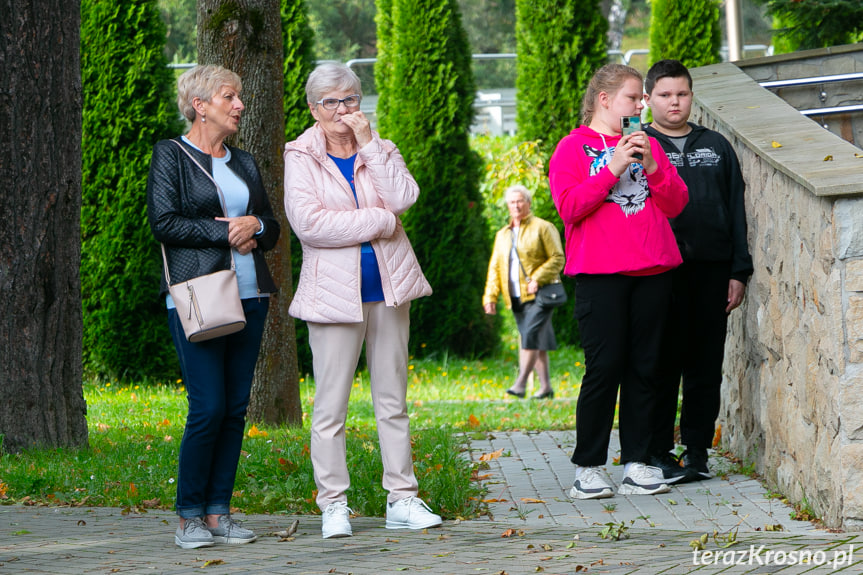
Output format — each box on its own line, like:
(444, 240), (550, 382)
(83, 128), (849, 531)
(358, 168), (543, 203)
(198, 0), (302, 425)
(0, 0), (89, 453)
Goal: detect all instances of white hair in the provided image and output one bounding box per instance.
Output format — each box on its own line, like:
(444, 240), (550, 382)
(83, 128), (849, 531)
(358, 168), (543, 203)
(504, 184), (532, 204)
(305, 62), (362, 105)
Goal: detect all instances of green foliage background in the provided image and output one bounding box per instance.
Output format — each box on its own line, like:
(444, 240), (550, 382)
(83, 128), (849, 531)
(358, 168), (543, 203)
(376, 0), (497, 357)
(514, 0), (608, 153)
(282, 0), (317, 375)
(81, 0), (185, 381)
(649, 0), (721, 67)
(755, 0), (863, 52)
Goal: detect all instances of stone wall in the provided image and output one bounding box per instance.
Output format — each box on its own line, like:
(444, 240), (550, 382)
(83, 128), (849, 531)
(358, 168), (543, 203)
(690, 60), (863, 529)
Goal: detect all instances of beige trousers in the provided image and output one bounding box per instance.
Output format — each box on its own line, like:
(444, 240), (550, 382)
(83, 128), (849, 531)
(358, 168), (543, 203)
(308, 301), (418, 510)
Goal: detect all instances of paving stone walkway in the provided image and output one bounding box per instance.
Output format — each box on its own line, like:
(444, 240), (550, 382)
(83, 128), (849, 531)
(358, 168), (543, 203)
(1, 431), (859, 574)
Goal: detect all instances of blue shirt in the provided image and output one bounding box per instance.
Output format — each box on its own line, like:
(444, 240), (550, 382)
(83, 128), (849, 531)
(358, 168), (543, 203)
(329, 154), (384, 303)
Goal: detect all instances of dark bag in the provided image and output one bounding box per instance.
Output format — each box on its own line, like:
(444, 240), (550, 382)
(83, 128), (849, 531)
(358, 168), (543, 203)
(535, 282), (567, 308)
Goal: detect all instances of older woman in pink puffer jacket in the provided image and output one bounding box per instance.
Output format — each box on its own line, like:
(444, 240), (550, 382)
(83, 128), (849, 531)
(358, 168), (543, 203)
(283, 63), (439, 540)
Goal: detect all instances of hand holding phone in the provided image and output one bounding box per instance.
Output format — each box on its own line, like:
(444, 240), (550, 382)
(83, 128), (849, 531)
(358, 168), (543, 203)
(620, 115), (643, 161)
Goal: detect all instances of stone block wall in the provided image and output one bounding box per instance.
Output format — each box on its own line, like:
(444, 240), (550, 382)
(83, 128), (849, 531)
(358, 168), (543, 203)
(690, 60), (863, 529)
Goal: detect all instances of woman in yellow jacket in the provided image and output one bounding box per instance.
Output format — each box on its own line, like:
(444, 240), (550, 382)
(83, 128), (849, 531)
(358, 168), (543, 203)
(483, 185), (566, 399)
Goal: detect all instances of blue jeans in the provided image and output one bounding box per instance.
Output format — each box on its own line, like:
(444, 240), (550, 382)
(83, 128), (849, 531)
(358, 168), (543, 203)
(167, 297), (269, 519)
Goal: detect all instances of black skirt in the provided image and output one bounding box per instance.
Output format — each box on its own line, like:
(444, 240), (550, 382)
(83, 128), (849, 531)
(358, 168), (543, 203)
(511, 297), (557, 351)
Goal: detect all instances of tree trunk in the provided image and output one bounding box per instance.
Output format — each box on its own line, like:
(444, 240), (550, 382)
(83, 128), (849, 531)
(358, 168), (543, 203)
(0, 0), (89, 453)
(198, 0), (302, 425)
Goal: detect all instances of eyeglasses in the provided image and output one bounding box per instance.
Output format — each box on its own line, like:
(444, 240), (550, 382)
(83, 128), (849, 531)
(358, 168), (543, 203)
(315, 94), (361, 110)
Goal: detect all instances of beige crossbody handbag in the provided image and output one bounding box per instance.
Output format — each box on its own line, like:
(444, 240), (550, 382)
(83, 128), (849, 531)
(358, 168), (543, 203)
(161, 140), (246, 342)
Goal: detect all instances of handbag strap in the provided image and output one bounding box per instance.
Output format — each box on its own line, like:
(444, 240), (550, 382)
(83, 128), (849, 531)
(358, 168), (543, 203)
(160, 139), (237, 286)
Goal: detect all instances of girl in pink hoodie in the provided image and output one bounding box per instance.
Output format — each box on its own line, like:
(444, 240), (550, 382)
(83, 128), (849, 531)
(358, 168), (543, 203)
(549, 64), (688, 500)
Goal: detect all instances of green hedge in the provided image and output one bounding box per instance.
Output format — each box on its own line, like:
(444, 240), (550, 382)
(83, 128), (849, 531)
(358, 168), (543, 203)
(755, 0), (863, 51)
(649, 0), (721, 68)
(514, 0), (608, 154)
(376, 0), (498, 358)
(282, 0), (317, 375)
(81, 0), (184, 381)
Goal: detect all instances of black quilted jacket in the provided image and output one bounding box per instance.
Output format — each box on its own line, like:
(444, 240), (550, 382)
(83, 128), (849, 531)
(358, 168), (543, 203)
(146, 137), (280, 297)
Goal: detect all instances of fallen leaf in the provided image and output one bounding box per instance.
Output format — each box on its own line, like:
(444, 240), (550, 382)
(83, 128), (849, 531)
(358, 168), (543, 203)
(480, 448), (505, 462)
(520, 498), (545, 504)
(501, 528), (516, 538)
(772, 140), (782, 148)
(468, 414), (480, 428)
(202, 559), (225, 568)
(765, 524), (785, 531)
(481, 498), (507, 503)
(77, 520), (86, 526)
(274, 519), (300, 539)
(855, 153), (863, 158)
(824, 155), (833, 161)
(712, 425), (722, 448)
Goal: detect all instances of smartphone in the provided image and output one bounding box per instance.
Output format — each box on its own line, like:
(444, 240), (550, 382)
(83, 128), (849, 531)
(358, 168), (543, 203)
(620, 115), (643, 160)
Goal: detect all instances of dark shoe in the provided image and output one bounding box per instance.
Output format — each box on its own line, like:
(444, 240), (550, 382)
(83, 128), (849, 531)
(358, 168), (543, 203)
(531, 390), (555, 400)
(682, 447), (712, 479)
(648, 452), (699, 484)
(506, 388), (526, 398)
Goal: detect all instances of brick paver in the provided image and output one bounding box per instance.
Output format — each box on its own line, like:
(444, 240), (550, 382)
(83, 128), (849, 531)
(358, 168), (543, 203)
(0, 431), (858, 574)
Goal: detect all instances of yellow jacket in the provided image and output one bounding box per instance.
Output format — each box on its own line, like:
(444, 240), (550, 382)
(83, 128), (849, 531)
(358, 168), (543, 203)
(483, 214), (565, 309)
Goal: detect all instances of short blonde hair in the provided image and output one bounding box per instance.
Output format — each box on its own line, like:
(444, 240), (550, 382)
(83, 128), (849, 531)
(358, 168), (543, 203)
(581, 64), (643, 125)
(305, 62), (362, 105)
(176, 65), (242, 122)
(505, 184), (532, 204)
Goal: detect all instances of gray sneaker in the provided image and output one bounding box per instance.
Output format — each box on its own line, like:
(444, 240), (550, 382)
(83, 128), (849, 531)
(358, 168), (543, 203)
(208, 514), (257, 545)
(175, 517), (215, 549)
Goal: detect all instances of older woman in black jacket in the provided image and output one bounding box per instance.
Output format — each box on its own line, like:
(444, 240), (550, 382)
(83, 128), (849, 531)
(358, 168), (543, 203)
(147, 65), (279, 550)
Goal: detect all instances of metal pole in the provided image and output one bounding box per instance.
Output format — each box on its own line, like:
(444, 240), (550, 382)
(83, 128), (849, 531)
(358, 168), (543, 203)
(726, 0), (744, 62)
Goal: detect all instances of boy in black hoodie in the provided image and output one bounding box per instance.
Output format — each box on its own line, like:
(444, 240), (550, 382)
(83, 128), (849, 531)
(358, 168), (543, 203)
(643, 59), (754, 482)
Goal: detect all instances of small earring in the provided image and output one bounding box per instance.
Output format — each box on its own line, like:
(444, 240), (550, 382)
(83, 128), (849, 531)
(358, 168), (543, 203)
(201, 115), (206, 123)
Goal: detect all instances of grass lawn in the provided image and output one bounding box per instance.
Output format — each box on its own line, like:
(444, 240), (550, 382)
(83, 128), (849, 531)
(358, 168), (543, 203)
(0, 324), (585, 520)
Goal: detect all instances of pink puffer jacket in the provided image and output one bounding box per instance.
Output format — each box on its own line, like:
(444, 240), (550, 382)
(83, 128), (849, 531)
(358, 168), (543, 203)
(284, 124), (432, 324)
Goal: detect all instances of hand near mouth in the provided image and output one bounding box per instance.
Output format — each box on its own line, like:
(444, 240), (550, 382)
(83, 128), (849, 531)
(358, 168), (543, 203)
(340, 111), (372, 147)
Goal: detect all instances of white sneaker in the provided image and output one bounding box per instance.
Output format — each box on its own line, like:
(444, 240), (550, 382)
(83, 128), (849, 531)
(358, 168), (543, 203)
(385, 497), (442, 529)
(619, 462), (672, 495)
(569, 466), (614, 499)
(321, 501), (353, 539)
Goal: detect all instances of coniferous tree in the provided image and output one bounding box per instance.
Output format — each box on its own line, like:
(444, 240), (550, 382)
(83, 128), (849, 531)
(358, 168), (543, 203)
(756, 0), (863, 51)
(375, 0), (496, 357)
(514, 0), (606, 346)
(81, 0), (184, 380)
(649, 0), (721, 67)
(515, 0), (608, 153)
(282, 0), (316, 375)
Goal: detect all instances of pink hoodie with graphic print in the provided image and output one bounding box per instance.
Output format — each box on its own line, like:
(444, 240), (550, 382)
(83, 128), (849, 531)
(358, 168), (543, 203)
(549, 125), (688, 277)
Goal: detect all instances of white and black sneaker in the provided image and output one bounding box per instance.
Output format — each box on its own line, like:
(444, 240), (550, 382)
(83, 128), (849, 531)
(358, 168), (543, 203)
(649, 451), (699, 484)
(618, 462), (671, 495)
(569, 466), (614, 499)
